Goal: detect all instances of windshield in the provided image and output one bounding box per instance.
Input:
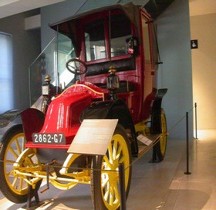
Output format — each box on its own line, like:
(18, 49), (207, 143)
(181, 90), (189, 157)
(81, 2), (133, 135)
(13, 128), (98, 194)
(29, 33), (75, 105)
(29, 8), (136, 105)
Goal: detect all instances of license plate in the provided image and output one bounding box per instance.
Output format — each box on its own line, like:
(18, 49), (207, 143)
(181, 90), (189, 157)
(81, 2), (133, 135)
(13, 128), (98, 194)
(33, 133), (66, 144)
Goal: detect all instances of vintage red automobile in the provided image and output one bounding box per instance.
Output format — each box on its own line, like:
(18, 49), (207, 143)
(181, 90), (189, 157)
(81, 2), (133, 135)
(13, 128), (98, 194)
(0, 3), (167, 209)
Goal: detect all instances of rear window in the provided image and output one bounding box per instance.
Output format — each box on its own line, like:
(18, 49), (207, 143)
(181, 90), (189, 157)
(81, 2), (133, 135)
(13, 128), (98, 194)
(85, 19), (106, 62)
(110, 14), (131, 57)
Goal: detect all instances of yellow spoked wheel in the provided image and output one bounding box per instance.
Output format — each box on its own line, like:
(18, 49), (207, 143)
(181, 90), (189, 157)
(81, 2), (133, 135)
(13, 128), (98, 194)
(152, 109), (168, 162)
(91, 125), (132, 210)
(159, 110), (167, 157)
(0, 126), (41, 203)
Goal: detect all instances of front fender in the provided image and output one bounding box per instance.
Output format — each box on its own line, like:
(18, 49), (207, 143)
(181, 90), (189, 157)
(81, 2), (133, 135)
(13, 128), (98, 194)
(21, 108), (45, 141)
(81, 99), (138, 155)
(81, 100), (133, 127)
(151, 88), (168, 134)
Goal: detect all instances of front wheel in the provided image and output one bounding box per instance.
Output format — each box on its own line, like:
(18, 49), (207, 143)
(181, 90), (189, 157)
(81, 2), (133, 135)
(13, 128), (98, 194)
(91, 125), (132, 210)
(0, 126), (41, 203)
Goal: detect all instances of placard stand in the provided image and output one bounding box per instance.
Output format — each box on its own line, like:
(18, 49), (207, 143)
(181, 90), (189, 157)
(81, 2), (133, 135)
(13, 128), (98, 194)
(27, 184), (40, 209)
(119, 163), (126, 210)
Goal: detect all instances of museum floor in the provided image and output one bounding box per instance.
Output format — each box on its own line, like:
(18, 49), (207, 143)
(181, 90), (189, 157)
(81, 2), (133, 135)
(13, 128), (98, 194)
(1, 129), (216, 210)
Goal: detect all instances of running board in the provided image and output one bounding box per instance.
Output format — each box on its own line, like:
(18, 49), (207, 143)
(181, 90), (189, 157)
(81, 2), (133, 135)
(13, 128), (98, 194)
(136, 134), (161, 158)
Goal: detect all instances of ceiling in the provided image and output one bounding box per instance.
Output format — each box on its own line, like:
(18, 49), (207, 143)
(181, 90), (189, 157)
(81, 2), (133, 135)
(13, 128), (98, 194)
(0, 0), (215, 19)
(0, 0), (65, 19)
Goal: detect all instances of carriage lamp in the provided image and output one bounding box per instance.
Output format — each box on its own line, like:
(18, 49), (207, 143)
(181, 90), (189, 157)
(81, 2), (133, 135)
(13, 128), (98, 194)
(42, 75), (51, 96)
(126, 36), (138, 55)
(107, 66), (119, 99)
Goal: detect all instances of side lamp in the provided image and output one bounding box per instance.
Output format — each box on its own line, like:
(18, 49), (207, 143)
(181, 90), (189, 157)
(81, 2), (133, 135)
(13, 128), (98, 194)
(106, 66), (120, 100)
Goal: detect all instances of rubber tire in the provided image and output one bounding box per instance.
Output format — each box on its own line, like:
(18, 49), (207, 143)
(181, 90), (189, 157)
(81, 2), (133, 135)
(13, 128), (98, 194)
(152, 109), (167, 162)
(91, 125), (132, 210)
(0, 125), (41, 203)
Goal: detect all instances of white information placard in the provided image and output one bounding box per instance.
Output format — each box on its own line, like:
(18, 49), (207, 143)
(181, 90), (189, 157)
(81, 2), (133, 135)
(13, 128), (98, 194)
(67, 119), (118, 155)
(137, 134), (152, 146)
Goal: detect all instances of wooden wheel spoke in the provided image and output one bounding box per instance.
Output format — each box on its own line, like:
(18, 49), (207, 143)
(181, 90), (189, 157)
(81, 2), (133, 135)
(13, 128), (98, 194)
(112, 140), (118, 158)
(5, 159), (16, 164)
(103, 156), (112, 169)
(15, 139), (22, 154)
(113, 182), (120, 201)
(109, 186), (114, 205)
(6, 170), (14, 177)
(119, 155), (124, 164)
(8, 146), (19, 159)
(107, 180), (119, 205)
(11, 177), (18, 188)
(116, 144), (122, 160)
(108, 144), (114, 164)
(19, 178), (26, 191)
(102, 174), (109, 188)
(104, 182), (110, 201)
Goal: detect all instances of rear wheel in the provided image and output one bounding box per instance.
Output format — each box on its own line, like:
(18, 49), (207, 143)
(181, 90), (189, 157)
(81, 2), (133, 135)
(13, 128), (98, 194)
(91, 125), (132, 210)
(0, 126), (41, 203)
(152, 109), (167, 162)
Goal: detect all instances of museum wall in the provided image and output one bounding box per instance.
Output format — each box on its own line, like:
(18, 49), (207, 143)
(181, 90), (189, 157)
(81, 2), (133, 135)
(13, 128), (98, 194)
(0, 10), (41, 111)
(39, 0), (193, 140)
(156, 0), (193, 139)
(190, 13), (216, 129)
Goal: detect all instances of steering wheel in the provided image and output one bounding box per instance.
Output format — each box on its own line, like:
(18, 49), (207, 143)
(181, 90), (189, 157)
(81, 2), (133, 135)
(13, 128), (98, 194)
(66, 58), (87, 75)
